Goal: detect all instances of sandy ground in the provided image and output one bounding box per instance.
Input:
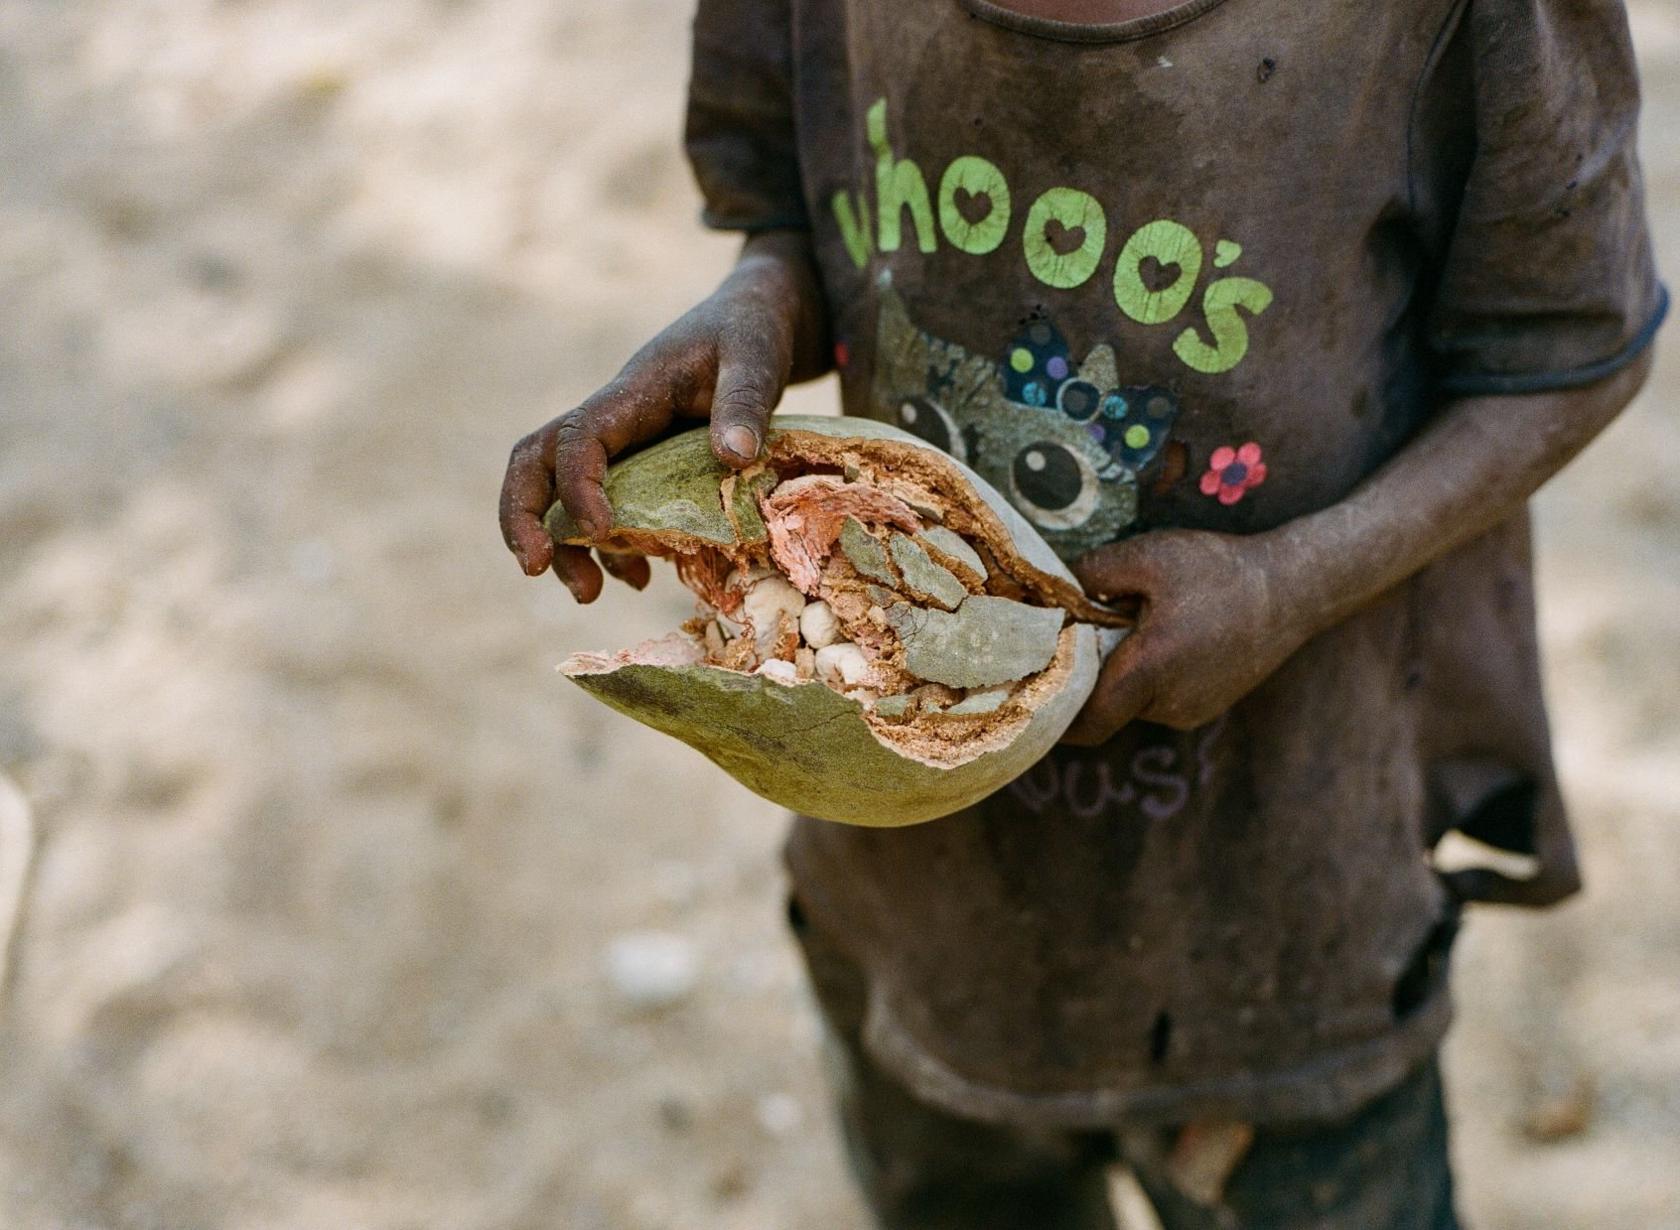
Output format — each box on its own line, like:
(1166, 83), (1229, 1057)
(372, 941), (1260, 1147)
(0, 2), (1676, 1227)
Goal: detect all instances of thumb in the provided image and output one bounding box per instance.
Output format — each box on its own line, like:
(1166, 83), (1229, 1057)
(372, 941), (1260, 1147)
(1061, 641), (1157, 747)
(708, 338), (784, 468)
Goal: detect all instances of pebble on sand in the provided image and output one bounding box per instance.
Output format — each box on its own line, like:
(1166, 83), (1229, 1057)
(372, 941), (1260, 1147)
(754, 1091), (804, 1138)
(603, 931), (699, 1011)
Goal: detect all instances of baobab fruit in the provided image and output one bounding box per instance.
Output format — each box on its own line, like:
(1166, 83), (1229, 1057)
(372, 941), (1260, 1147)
(547, 416), (1127, 826)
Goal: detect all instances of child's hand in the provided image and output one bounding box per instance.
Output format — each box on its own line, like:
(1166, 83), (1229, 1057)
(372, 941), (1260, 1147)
(498, 289), (792, 601)
(1059, 347), (1653, 747)
(499, 232), (826, 602)
(1061, 529), (1302, 744)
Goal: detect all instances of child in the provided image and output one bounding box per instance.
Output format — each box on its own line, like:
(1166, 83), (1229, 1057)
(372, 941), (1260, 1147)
(500, 0), (1663, 1223)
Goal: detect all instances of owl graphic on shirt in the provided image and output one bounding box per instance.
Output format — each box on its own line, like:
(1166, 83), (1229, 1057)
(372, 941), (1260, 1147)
(872, 282), (1179, 558)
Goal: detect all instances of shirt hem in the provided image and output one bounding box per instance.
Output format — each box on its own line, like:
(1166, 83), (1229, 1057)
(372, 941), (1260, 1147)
(959, 0), (1232, 45)
(862, 987), (1455, 1130)
(785, 850), (1458, 1131)
(1437, 285), (1668, 398)
(698, 208), (810, 234)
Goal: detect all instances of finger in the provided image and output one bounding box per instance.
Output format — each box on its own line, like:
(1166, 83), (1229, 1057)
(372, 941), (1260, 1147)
(501, 432), (558, 575)
(598, 550), (651, 591)
(551, 409), (617, 542)
(553, 354), (709, 538)
(1071, 539), (1153, 602)
(1061, 648), (1156, 747)
(551, 544), (604, 603)
(708, 332), (784, 468)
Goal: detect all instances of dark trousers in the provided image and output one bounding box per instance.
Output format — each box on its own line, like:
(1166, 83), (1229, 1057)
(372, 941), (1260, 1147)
(792, 902), (1462, 1230)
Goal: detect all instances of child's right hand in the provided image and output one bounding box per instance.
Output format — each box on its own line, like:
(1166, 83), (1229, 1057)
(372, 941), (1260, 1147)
(499, 233), (823, 602)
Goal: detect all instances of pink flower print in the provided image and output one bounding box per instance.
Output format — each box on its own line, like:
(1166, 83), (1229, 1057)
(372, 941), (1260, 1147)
(1199, 442), (1267, 506)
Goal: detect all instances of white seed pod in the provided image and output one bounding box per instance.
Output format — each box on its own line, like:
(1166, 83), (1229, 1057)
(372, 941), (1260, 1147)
(741, 575), (806, 656)
(703, 620), (726, 658)
(755, 658), (800, 685)
(725, 566), (777, 593)
(814, 641), (870, 688)
(799, 600), (842, 649)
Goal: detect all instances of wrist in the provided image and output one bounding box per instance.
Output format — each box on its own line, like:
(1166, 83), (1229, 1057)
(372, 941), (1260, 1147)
(727, 230), (814, 312)
(732, 231), (831, 381)
(1246, 525), (1332, 655)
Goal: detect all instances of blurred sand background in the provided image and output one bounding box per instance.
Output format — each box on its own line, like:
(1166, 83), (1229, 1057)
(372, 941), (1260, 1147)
(0, 2), (1677, 1227)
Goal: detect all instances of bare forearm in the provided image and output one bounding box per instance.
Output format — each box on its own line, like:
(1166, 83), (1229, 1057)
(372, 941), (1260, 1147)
(735, 229), (832, 384)
(1262, 350), (1653, 639)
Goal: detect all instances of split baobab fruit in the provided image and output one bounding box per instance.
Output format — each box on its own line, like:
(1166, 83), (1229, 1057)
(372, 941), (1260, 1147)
(548, 416), (1127, 827)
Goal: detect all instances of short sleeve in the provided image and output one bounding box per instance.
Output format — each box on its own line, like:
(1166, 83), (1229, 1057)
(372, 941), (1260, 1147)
(684, 0), (808, 233)
(1423, 0), (1665, 397)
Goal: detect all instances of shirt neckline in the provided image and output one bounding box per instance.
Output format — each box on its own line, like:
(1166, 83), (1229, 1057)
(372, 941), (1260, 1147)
(961, 0), (1233, 44)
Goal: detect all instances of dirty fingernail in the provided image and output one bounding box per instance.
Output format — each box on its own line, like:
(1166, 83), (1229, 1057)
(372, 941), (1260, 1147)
(722, 425), (758, 460)
(576, 516), (602, 540)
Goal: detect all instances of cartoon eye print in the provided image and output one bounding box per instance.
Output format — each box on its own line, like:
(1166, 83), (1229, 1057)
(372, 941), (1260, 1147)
(896, 397), (968, 463)
(871, 281), (1156, 557)
(1056, 379), (1103, 422)
(1010, 440), (1102, 531)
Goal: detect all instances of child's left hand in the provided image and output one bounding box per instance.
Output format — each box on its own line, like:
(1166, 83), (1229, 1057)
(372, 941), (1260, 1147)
(1059, 351), (1653, 747)
(1061, 529), (1304, 745)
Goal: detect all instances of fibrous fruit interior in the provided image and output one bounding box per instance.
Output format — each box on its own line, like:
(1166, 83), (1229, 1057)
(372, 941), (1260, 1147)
(561, 432), (1098, 769)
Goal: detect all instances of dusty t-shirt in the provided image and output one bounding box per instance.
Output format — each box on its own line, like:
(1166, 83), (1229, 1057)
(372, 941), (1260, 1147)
(685, 0), (1664, 1125)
